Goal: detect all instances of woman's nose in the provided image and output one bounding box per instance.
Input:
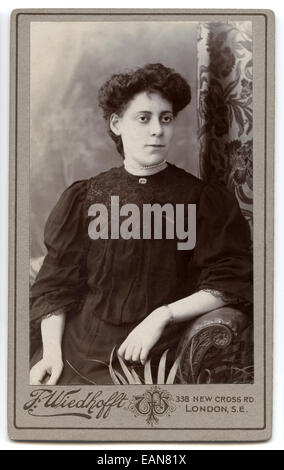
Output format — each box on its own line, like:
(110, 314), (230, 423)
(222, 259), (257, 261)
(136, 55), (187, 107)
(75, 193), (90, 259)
(150, 118), (163, 136)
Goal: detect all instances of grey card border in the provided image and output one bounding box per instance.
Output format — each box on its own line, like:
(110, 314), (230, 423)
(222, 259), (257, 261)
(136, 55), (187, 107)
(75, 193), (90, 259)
(8, 9), (275, 442)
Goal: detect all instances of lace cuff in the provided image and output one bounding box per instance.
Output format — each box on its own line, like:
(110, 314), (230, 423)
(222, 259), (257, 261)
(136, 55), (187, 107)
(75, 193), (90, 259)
(201, 288), (248, 305)
(40, 308), (66, 322)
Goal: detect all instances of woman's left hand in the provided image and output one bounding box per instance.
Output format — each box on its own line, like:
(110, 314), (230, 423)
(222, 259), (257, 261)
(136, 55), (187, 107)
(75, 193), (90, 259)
(117, 306), (171, 365)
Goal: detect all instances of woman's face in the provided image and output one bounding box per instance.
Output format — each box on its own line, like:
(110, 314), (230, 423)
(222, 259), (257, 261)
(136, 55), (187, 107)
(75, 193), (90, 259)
(110, 91), (174, 167)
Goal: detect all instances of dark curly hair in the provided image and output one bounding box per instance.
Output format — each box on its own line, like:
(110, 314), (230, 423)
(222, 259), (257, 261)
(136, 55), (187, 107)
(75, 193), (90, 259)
(98, 63), (191, 157)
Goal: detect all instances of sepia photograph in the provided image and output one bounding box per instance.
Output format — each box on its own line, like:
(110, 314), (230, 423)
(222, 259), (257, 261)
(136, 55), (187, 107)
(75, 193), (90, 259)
(29, 20), (253, 386)
(8, 9), (274, 442)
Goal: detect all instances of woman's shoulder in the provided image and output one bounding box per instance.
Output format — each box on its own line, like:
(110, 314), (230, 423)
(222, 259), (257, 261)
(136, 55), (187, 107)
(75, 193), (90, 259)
(45, 179), (88, 229)
(167, 164), (240, 208)
(60, 166), (122, 202)
(57, 178), (89, 206)
(167, 162), (203, 183)
(87, 165), (124, 183)
(166, 162), (205, 200)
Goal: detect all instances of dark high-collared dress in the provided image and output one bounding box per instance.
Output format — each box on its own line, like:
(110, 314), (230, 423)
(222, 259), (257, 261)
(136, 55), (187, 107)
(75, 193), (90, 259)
(30, 162), (253, 384)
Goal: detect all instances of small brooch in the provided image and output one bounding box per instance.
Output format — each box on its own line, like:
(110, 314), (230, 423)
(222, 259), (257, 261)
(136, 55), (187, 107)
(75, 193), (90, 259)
(139, 178), (147, 184)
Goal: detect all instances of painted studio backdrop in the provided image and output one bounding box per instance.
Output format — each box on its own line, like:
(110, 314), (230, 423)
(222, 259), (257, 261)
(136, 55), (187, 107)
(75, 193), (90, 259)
(30, 20), (253, 261)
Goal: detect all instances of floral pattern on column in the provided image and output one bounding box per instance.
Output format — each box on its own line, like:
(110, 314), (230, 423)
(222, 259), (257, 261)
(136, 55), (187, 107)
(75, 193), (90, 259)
(197, 22), (253, 235)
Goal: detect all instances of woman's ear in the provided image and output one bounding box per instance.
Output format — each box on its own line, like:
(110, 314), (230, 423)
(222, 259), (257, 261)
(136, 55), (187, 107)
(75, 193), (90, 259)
(110, 113), (121, 136)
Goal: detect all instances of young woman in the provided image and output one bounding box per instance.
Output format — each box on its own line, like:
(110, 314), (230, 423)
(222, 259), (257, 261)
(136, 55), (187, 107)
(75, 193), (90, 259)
(30, 63), (252, 385)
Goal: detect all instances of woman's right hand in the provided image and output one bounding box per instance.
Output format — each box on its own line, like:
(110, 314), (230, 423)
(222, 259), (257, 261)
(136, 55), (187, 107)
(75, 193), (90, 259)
(30, 354), (64, 385)
(30, 310), (66, 385)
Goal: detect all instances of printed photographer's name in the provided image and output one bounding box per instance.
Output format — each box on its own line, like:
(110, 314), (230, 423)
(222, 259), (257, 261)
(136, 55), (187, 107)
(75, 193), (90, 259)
(23, 389), (127, 420)
(88, 196), (196, 251)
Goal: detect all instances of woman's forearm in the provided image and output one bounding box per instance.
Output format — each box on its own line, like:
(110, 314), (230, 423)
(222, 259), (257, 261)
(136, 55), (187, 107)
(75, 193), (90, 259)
(41, 309), (66, 357)
(166, 290), (226, 324)
(119, 291), (227, 365)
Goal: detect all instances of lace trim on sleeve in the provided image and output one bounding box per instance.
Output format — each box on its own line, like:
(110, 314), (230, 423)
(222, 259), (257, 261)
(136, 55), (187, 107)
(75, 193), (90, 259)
(201, 288), (249, 305)
(40, 308), (66, 322)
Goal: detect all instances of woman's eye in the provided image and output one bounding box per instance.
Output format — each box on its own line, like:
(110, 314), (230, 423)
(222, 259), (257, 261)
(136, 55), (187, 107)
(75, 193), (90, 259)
(137, 115), (149, 123)
(162, 115), (173, 124)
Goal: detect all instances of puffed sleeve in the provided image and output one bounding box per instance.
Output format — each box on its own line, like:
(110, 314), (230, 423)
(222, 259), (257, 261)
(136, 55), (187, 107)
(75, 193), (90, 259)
(30, 179), (89, 324)
(191, 183), (253, 306)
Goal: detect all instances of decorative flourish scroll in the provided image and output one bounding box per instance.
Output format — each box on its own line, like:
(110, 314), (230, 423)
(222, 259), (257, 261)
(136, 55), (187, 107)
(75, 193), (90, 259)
(128, 385), (176, 426)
